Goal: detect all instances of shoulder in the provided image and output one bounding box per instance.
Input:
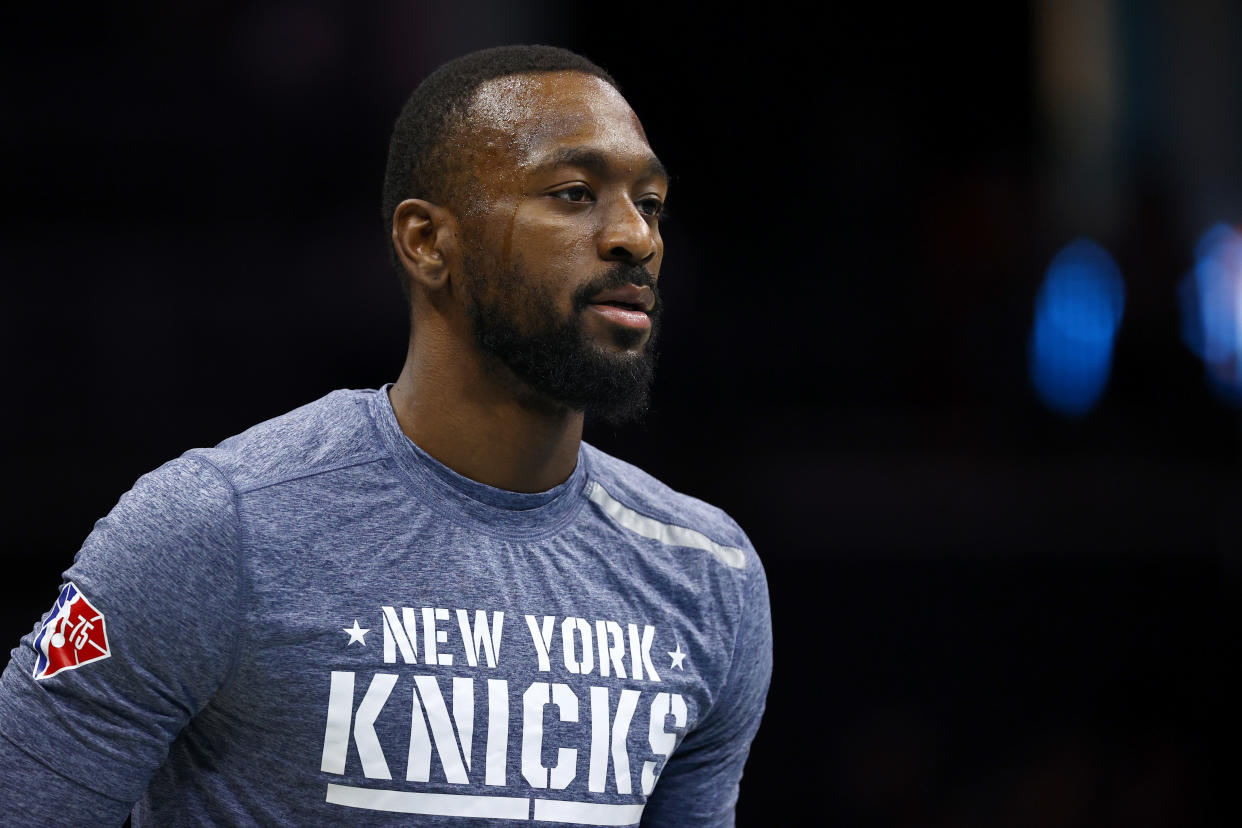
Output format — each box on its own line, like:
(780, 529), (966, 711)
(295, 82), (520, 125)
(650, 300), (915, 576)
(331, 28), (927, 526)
(186, 388), (387, 495)
(81, 388), (387, 584)
(581, 442), (757, 572)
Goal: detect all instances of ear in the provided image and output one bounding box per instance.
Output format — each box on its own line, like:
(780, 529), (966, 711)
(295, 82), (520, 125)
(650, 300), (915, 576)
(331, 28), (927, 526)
(392, 198), (458, 291)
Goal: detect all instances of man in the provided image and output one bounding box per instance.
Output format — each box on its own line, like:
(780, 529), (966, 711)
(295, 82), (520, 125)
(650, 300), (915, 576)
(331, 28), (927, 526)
(0, 45), (772, 826)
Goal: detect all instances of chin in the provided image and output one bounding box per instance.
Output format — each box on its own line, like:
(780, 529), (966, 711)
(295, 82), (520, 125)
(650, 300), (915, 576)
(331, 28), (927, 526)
(591, 327), (650, 353)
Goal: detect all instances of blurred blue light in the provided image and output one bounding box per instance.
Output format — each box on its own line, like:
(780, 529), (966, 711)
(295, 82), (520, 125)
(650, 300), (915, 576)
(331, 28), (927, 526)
(1178, 223), (1242, 403)
(1028, 239), (1126, 416)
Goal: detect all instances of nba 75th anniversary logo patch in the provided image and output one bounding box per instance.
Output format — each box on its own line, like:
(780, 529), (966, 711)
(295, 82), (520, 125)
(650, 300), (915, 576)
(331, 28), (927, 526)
(31, 583), (111, 680)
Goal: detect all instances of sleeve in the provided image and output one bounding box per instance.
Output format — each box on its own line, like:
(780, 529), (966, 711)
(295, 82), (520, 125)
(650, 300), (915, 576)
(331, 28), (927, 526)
(641, 546), (774, 827)
(0, 455), (244, 822)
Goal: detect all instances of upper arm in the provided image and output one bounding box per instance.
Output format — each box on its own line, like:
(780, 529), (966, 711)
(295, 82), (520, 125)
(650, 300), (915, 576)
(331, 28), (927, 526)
(642, 550), (774, 827)
(0, 729), (133, 826)
(0, 455), (244, 809)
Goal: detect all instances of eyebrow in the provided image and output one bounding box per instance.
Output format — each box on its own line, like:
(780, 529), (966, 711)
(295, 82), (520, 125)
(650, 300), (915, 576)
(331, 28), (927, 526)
(536, 147), (669, 183)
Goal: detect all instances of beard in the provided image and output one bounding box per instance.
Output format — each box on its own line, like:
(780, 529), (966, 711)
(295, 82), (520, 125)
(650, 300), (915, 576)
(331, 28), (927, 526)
(462, 253), (662, 426)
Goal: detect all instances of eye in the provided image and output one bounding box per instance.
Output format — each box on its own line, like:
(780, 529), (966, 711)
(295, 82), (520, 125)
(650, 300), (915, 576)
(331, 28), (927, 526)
(552, 185), (594, 203)
(636, 196), (665, 218)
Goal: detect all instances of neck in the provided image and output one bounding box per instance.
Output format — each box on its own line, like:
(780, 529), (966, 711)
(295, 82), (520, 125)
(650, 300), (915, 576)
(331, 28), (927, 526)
(388, 337), (584, 494)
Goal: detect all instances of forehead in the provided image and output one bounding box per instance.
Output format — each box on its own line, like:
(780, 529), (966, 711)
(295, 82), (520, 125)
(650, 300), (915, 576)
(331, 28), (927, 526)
(463, 71), (653, 172)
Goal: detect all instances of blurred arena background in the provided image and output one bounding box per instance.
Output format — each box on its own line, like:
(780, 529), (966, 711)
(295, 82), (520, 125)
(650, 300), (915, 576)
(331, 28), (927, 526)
(0, 2), (1230, 825)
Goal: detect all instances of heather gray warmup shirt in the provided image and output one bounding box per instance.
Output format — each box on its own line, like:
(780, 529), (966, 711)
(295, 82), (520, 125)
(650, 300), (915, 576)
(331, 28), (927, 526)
(0, 388), (772, 826)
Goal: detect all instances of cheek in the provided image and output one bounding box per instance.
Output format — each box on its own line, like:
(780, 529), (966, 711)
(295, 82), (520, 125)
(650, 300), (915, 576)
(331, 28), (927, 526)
(518, 213), (591, 253)
(510, 217), (594, 283)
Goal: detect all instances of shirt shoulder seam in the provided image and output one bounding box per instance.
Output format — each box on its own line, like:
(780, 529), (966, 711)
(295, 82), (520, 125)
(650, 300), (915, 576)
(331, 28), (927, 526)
(230, 454), (390, 496)
(179, 453), (250, 699)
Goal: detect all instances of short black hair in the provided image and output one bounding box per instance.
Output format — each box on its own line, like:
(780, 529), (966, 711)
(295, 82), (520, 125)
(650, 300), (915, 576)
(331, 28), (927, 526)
(382, 45), (618, 298)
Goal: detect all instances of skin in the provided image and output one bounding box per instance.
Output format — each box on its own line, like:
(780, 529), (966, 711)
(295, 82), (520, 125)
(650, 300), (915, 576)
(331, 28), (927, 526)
(387, 71), (668, 492)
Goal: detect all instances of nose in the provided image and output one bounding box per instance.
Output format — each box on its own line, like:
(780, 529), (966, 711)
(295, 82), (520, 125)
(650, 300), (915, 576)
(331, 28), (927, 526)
(597, 198), (657, 266)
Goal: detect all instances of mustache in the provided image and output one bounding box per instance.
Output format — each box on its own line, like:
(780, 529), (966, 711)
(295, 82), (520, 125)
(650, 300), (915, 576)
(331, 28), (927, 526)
(571, 264), (660, 313)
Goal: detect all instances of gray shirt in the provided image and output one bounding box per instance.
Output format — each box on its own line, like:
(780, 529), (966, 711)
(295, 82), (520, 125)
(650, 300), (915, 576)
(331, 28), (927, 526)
(0, 387), (771, 826)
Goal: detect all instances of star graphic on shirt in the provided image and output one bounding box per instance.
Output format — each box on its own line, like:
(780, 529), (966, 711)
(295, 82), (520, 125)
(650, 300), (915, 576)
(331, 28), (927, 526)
(668, 642), (687, 670)
(343, 619), (370, 646)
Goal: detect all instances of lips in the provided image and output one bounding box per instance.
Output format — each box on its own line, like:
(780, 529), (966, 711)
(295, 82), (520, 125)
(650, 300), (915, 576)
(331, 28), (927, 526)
(587, 284), (656, 314)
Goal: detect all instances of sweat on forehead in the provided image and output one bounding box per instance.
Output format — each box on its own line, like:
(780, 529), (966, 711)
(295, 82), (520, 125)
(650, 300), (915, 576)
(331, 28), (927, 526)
(457, 72), (646, 166)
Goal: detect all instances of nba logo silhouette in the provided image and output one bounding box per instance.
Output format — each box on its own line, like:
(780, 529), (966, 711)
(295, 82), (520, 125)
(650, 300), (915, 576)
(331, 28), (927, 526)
(32, 583), (110, 680)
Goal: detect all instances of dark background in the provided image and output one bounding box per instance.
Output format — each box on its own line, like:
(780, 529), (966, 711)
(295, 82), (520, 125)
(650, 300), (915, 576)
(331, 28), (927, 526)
(1, 2), (1230, 825)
